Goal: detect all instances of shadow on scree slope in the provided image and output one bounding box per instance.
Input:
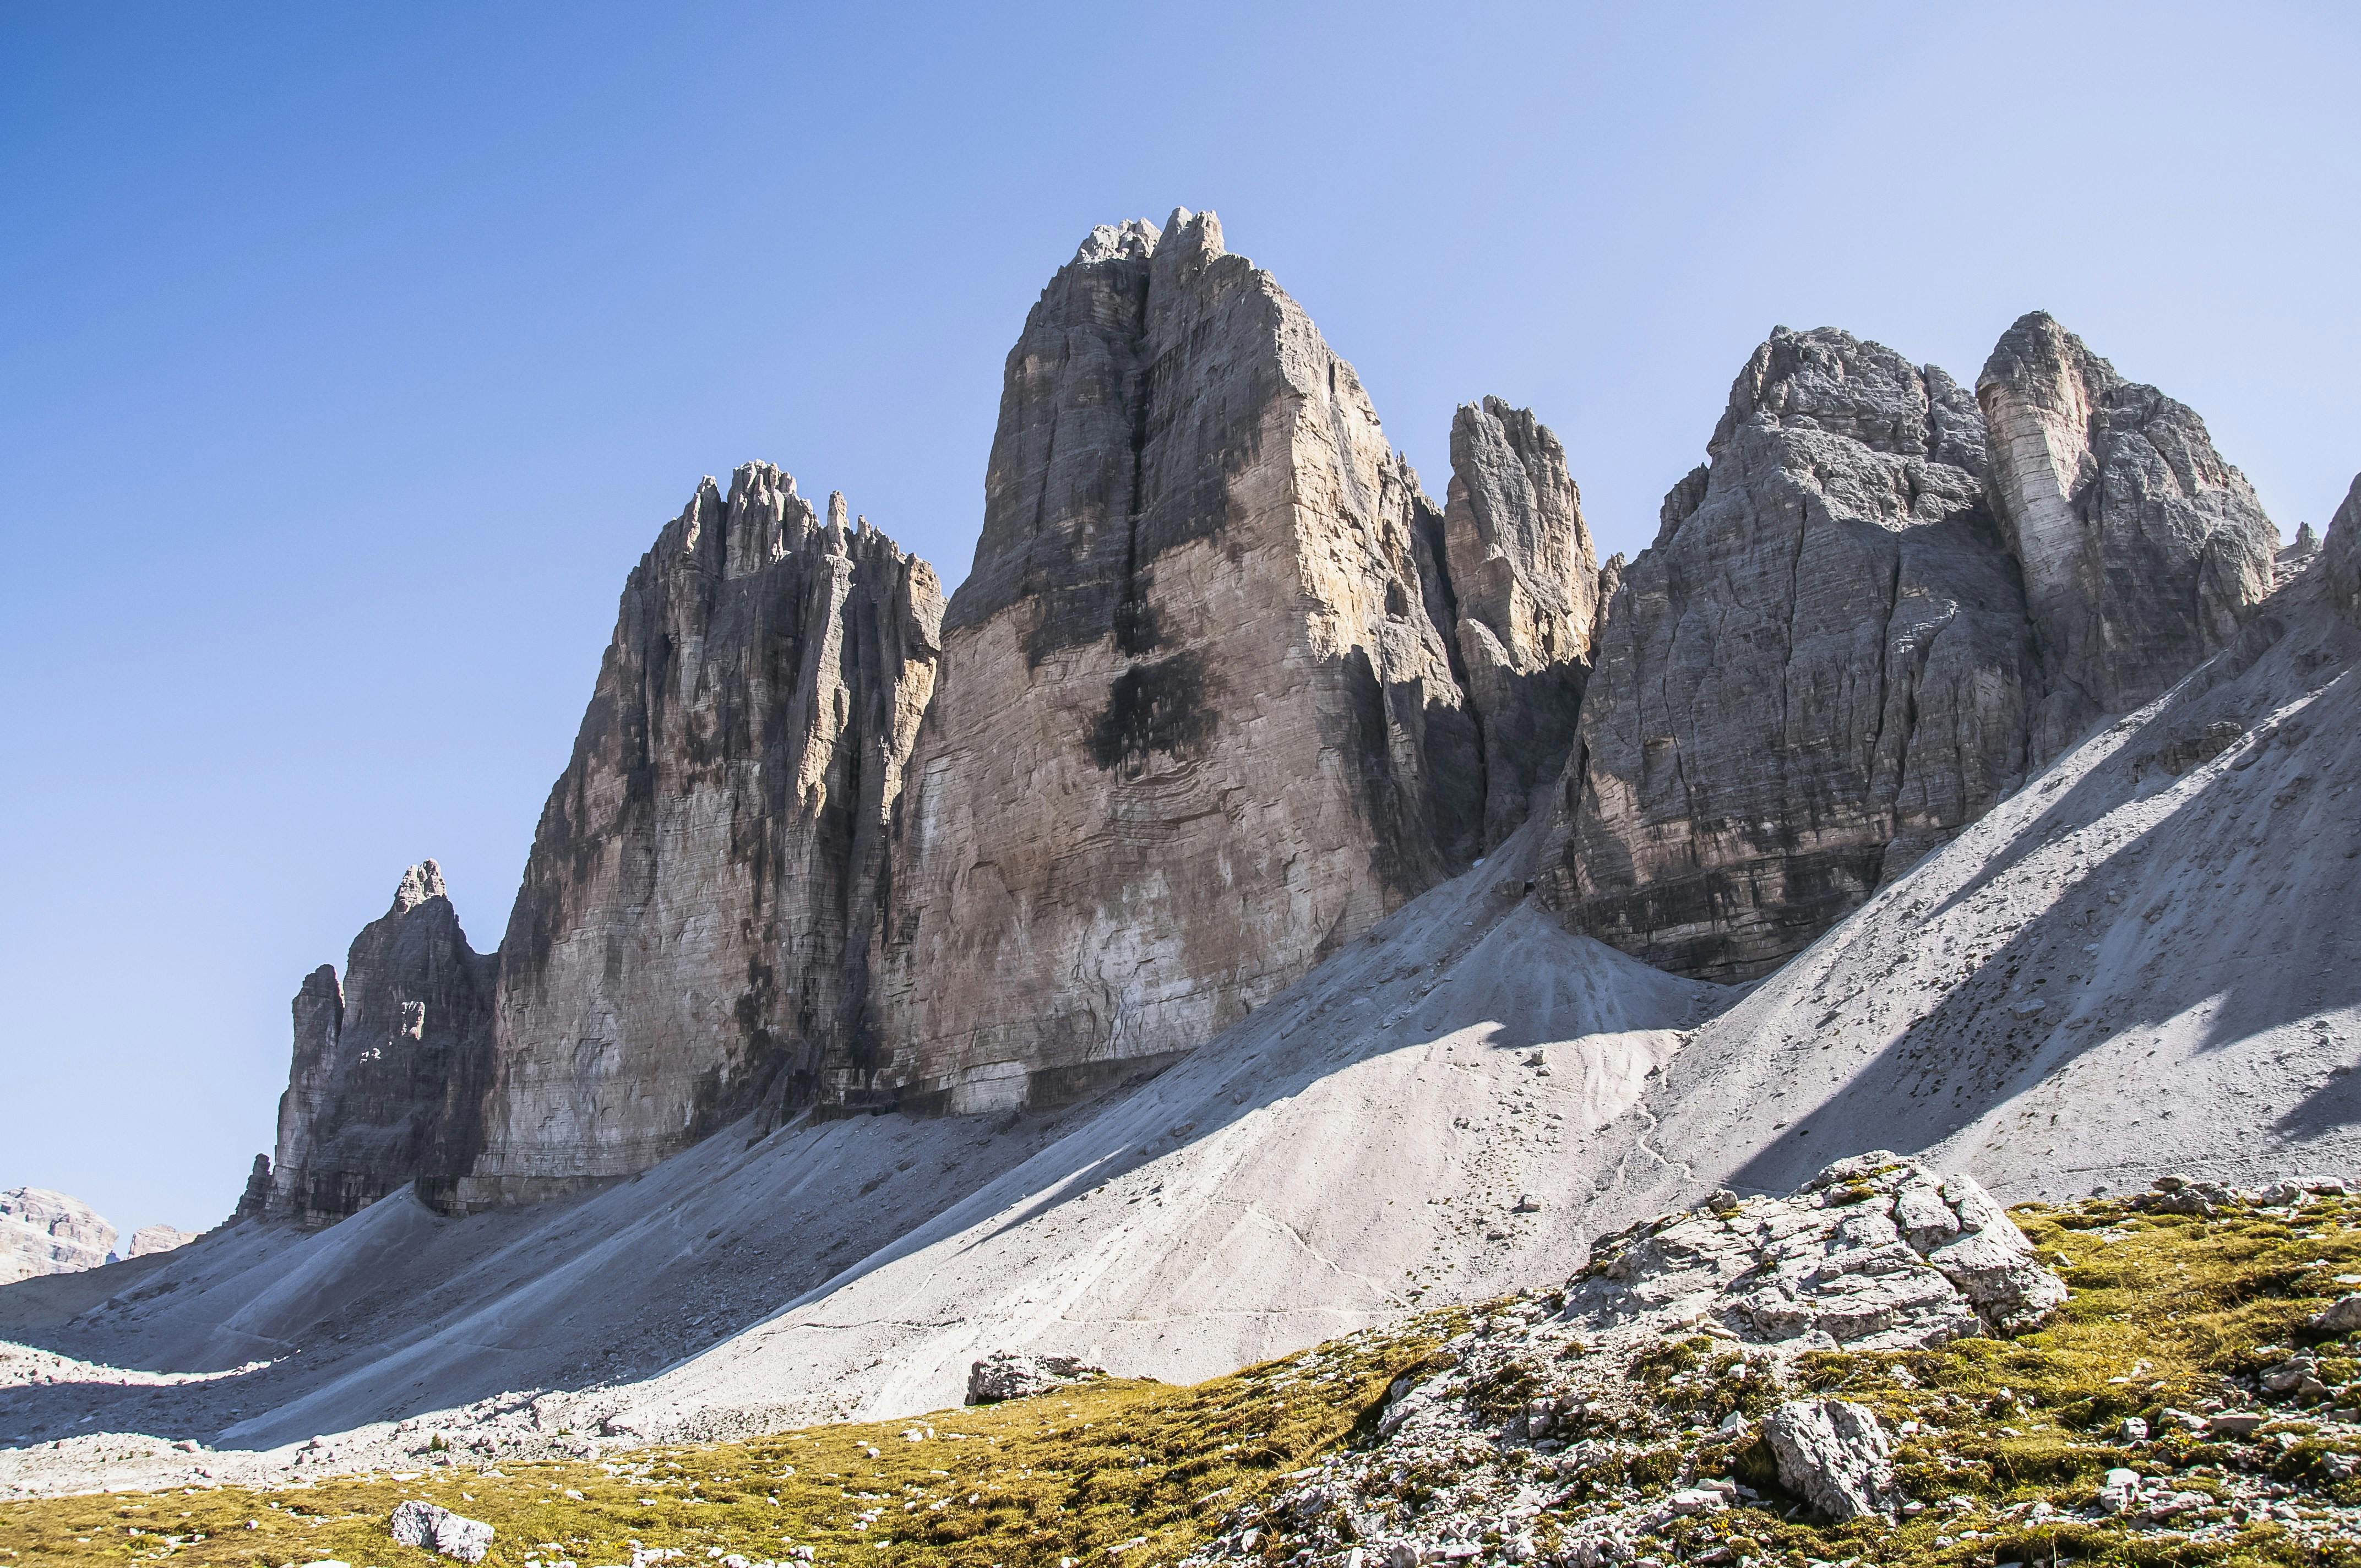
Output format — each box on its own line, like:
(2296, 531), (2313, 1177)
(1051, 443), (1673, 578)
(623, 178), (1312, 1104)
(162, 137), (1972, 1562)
(1727, 592), (2361, 1199)
(0, 818), (1693, 1453)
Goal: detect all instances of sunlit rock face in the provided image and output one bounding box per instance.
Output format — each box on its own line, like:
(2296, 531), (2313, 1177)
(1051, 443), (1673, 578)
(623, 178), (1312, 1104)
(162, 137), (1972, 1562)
(1978, 311), (2278, 759)
(1444, 396), (1600, 848)
(869, 209), (1482, 1115)
(1536, 327), (2040, 983)
(441, 467), (942, 1207)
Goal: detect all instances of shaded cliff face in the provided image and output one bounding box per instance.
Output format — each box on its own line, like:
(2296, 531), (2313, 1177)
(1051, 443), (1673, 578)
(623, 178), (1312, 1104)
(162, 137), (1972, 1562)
(263, 861), (496, 1225)
(1978, 311), (2278, 756)
(1444, 396), (1599, 846)
(440, 466), (942, 1207)
(1536, 328), (2039, 983)
(2325, 476), (2361, 628)
(870, 209), (1479, 1114)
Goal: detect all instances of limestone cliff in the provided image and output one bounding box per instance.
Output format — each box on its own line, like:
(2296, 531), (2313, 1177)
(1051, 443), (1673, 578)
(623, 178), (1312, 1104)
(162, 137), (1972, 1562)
(1978, 311), (2278, 755)
(262, 861), (496, 1225)
(2324, 476), (2361, 628)
(868, 209), (1480, 1114)
(0, 1188), (116, 1284)
(442, 466), (942, 1206)
(1443, 397), (1599, 845)
(1536, 328), (2039, 982)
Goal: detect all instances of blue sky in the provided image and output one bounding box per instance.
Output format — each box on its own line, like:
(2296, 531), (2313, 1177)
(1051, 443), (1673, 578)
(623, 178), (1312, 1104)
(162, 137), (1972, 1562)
(5, 3), (2356, 1233)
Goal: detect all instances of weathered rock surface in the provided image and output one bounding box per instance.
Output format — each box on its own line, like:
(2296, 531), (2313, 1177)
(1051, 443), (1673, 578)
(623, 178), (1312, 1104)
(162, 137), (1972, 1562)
(389, 1498), (494, 1563)
(1978, 311), (2278, 756)
(2279, 521), (2324, 587)
(1569, 1150), (2064, 1346)
(1444, 396), (1600, 845)
(123, 1226), (195, 1259)
(965, 1352), (1105, 1404)
(1537, 327), (2038, 981)
(872, 209), (1479, 1112)
(1761, 1397), (1901, 1521)
(448, 467), (942, 1205)
(263, 861), (495, 1224)
(0, 1190), (116, 1284)
(2323, 476), (2361, 627)
(1192, 1154), (2049, 1566)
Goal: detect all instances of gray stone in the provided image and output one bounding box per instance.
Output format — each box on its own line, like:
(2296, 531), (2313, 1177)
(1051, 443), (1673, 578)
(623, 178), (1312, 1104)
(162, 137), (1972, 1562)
(1444, 397), (1600, 845)
(124, 1224), (195, 1258)
(2322, 475), (2361, 629)
(874, 210), (1480, 1114)
(1760, 1398), (1901, 1521)
(264, 861), (495, 1224)
(1978, 312), (2278, 757)
(388, 1498), (494, 1563)
(966, 1352), (1106, 1404)
(1536, 327), (2037, 981)
(449, 469), (943, 1204)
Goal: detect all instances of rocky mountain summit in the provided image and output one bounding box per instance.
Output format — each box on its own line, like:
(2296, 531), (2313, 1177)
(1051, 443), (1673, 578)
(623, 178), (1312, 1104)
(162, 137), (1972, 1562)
(0, 1190), (115, 1286)
(237, 214), (2305, 1224)
(1535, 314), (2284, 980)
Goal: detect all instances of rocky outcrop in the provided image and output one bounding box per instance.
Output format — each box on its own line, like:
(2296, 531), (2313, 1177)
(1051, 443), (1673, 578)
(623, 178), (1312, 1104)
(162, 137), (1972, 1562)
(1762, 1399), (1901, 1522)
(870, 209), (1478, 1113)
(1444, 396), (1600, 845)
(436, 467), (942, 1207)
(0, 1190), (116, 1284)
(2323, 476), (2361, 627)
(0, 1189), (116, 1283)
(2279, 521), (2324, 587)
(264, 861), (496, 1225)
(965, 1352), (1105, 1404)
(124, 1225), (195, 1259)
(1978, 311), (2278, 755)
(1536, 328), (2039, 981)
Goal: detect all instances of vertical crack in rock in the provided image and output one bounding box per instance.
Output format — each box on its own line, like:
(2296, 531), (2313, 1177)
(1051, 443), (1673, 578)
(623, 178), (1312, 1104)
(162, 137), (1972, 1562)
(1444, 396), (1601, 846)
(874, 208), (1478, 1117)
(442, 466), (942, 1204)
(263, 860), (497, 1225)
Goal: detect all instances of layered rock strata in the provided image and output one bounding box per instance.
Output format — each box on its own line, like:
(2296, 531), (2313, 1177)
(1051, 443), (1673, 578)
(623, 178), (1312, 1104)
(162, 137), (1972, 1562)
(0, 1189), (116, 1284)
(1443, 396), (1600, 845)
(447, 467), (942, 1206)
(1978, 311), (2278, 755)
(869, 209), (1479, 1113)
(263, 861), (496, 1224)
(1537, 328), (2039, 981)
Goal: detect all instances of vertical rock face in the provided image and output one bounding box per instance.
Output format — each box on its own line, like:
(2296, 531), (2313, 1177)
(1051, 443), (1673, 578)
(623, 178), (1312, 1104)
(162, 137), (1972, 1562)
(264, 861), (496, 1225)
(2278, 521), (2323, 589)
(1444, 397), (1600, 845)
(2323, 477), (2361, 628)
(871, 209), (1479, 1114)
(0, 1188), (117, 1284)
(1978, 312), (2277, 754)
(442, 465), (943, 1207)
(1537, 328), (2038, 982)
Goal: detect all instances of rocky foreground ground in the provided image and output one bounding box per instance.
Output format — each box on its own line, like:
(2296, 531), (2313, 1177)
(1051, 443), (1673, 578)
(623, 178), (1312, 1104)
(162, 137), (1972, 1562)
(15, 1156), (2361, 1566)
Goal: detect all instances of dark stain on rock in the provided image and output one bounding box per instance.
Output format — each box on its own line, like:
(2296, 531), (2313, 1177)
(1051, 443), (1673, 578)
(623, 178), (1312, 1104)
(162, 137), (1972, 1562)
(1089, 652), (1217, 772)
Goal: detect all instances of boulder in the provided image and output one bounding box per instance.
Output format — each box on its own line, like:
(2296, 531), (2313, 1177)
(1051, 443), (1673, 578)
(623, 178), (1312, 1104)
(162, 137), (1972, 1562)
(264, 862), (496, 1224)
(966, 1352), (1106, 1404)
(388, 1499), (494, 1563)
(1761, 1398), (1901, 1521)
(1569, 1151), (2064, 1348)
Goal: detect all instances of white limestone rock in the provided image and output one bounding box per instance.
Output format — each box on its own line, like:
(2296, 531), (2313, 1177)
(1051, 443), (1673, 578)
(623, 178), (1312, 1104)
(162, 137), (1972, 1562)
(388, 1498), (493, 1562)
(0, 1189), (116, 1284)
(1761, 1397), (1902, 1521)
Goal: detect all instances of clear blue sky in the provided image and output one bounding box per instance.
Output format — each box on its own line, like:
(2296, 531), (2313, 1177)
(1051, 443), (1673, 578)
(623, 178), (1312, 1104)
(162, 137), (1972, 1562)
(5, 4), (2355, 1234)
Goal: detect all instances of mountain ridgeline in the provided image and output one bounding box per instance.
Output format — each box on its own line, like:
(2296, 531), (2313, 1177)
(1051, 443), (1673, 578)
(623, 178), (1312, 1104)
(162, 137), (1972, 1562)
(251, 209), (2295, 1223)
